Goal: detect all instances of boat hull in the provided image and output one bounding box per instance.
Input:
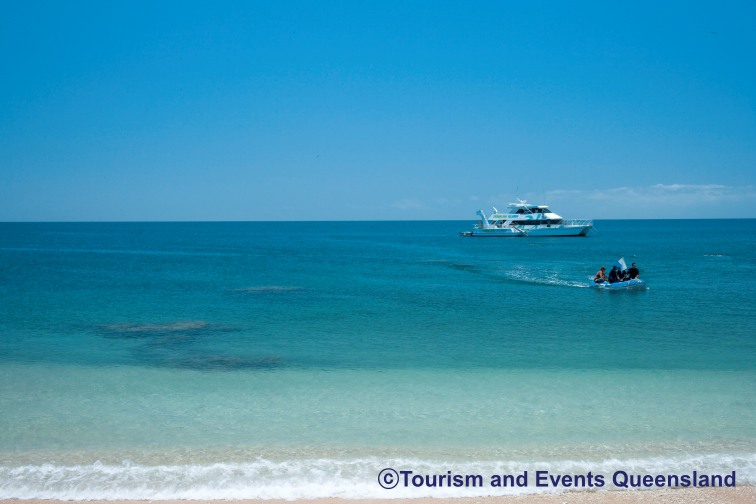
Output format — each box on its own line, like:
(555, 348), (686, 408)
(591, 279), (647, 289)
(463, 225), (592, 237)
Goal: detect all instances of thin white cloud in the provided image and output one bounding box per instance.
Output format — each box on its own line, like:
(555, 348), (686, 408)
(544, 184), (754, 202)
(591, 184), (753, 202)
(651, 184), (728, 191)
(540, 184), (756, 218)
(390, 184), (755, 220)
(392, 198), (425, 211)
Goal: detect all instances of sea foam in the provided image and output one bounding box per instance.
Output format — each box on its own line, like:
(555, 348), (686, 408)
(1, 454), (754, 500)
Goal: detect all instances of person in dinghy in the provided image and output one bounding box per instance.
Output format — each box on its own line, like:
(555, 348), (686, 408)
(593, 266), (607, 284)
(591, 258), (646, 289)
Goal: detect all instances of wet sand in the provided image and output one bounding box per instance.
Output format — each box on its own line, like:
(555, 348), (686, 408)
(3, 487), (755, 504)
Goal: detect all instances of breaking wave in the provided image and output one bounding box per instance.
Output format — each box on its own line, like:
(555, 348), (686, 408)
(1, 453), (754, 499)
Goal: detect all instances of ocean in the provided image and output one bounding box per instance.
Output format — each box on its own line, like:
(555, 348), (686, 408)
(1, 220), (754, 499)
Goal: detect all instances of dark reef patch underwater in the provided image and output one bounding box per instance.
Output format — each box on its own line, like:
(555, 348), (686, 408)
(99, 320), (282, 371)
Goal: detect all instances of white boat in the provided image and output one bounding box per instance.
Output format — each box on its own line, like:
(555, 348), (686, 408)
(460, 200), (593, 237)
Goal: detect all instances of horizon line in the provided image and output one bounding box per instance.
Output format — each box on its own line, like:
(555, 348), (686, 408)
(3, 217), (756, 224)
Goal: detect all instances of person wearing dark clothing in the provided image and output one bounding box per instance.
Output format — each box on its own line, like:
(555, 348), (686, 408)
(627, 263), (640, 279)
(608, 266), (621, 283)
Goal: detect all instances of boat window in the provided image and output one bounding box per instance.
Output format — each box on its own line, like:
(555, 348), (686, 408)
(512, 219), (562, 226)
(516, 209), (525, 214)
(542, 208), (551, 213)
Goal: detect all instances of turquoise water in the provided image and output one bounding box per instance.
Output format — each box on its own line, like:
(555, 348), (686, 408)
(0, 220), (754, 498)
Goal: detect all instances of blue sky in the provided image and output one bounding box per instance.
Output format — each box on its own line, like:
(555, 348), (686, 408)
(1, 1), (754, 221)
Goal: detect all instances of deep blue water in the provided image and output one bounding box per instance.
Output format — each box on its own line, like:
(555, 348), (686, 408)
(2, 220), (754, 370)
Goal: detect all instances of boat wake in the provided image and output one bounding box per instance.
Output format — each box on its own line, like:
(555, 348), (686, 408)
(502, 266), (590, 288)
